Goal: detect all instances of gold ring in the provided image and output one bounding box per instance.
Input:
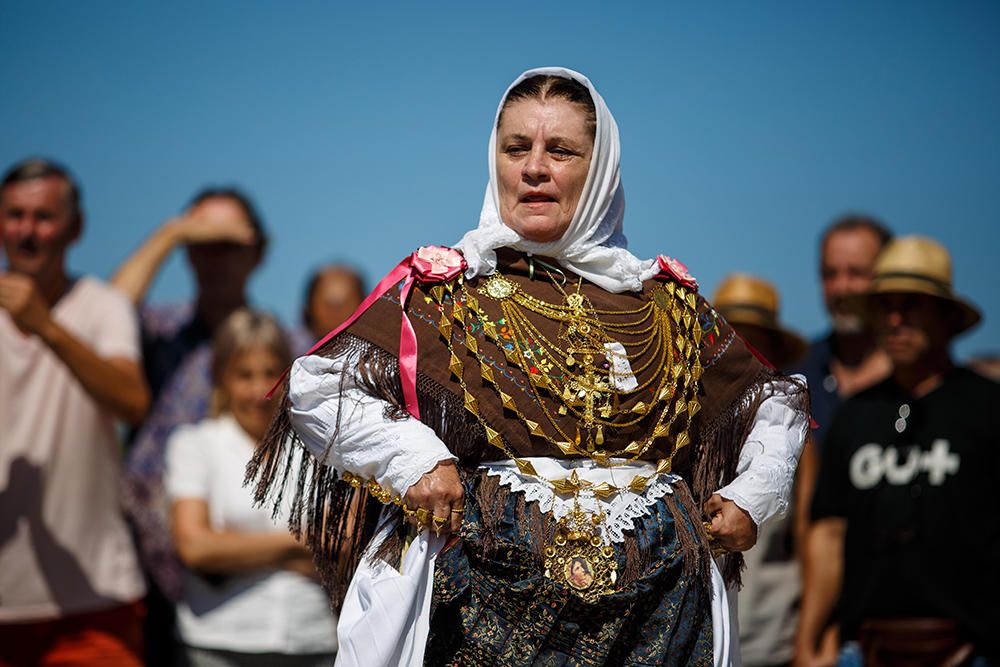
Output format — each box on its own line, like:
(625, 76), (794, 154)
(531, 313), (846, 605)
(450, 507), (465, 514)
(431, 516), (449, 538)
(415, 508), (432, 525)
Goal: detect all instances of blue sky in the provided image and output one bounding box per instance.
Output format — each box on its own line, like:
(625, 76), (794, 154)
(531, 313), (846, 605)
(2, 1), (998, 358)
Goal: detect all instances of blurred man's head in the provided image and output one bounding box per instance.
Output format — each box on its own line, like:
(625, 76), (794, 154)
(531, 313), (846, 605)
(865, 236), (980, 369)
(873, 293), (954, 367)
(1, 159), (83, 280)
(302, 265), (365, 338)
(819, 215), (892, 334)
(184, 188), (267, 294)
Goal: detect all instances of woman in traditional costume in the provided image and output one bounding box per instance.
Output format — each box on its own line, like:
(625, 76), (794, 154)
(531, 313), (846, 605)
(251, 67), (808, 666)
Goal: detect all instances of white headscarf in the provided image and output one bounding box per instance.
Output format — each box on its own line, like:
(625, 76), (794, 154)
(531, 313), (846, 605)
(456, 67), (658, 293)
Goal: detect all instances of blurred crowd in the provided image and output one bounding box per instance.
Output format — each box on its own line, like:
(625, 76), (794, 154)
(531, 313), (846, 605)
(0, 157), (996, 667)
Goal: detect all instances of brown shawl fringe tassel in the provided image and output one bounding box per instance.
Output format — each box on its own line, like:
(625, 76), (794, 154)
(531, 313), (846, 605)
(246, 334), (490, 606)
(689, 369), (810, 587)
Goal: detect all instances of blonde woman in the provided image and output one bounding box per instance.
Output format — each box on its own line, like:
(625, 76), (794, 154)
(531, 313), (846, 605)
(165, 310), (336, 666)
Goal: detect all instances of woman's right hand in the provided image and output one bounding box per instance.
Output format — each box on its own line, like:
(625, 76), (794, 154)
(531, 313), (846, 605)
(403, 460), (464, 535)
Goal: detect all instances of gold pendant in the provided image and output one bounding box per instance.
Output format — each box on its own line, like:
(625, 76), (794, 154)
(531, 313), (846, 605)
(481, 275), (517, 300)
(543, 507), (618, 602)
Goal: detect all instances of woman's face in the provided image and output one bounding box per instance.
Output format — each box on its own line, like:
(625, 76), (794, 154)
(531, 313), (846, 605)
(220, 345), (283, 441)
(496, 97), (593, 243)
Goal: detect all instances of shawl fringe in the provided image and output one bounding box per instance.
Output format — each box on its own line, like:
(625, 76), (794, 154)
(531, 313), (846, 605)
(247, 335), (389, 607)
(689, 369), (810, 587)
(246, 333), (489, 606)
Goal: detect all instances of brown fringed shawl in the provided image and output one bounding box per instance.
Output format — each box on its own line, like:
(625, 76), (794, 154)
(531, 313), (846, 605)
(249, 249), (806, 602)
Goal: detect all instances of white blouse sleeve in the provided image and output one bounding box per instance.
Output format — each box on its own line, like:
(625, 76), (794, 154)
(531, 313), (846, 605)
(714, 375), (809, 528)
(287, 350), (456, 501)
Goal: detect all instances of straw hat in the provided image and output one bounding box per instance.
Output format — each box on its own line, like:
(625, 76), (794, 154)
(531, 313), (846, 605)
(865, 235), (981, 335)
(713, 273), (808, 368)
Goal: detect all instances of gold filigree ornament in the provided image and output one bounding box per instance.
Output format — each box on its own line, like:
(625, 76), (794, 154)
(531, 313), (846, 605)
(544, 501), (618, 602)
(482, 274), (518, 300)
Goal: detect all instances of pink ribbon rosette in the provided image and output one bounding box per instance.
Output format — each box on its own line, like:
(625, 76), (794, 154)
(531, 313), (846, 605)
(269, 246), (466, 421)
(411, 246), (466, 282)
(655, 255), (699, 291)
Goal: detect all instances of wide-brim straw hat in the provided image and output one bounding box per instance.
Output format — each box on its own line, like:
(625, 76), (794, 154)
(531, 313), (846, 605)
(861, 235), (981, 335)
(713, 273), (808, 368)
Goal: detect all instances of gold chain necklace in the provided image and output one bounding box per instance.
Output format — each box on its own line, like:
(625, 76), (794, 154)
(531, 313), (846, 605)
(459, 272), (703, 463)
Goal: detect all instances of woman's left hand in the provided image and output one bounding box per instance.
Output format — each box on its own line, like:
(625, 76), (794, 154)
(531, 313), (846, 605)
(403, 460), (464, 536)
(703, 494), (758, 552)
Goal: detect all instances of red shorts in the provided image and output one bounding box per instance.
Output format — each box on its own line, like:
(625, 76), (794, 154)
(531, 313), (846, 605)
(0, 600), (144, 667)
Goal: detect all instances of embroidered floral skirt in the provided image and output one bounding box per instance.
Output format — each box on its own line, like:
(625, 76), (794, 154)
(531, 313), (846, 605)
(424, 474), (714, 666)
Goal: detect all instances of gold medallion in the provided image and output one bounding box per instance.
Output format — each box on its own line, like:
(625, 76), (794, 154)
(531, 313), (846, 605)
(544, 507), (618, 602)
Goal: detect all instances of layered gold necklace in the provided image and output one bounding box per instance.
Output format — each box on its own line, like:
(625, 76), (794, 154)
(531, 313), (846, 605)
(432, 270), (703, 472)
(421, 268), (705, 601)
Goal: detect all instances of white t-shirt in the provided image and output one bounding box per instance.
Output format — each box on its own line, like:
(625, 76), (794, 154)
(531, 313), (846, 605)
(165, 415), (337, 654)
(0, 277), (146, 622)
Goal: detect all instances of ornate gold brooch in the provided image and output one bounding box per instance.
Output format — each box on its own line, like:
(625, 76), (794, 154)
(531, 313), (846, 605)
(482, 274), (518, 300)
(544, 503), (618, 602)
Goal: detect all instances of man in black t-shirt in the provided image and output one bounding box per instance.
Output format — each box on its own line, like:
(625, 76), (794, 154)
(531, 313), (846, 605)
(796, 236), (999, 665)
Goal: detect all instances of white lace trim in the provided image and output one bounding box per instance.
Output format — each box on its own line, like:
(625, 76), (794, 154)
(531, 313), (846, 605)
(480, 458), (680, 545)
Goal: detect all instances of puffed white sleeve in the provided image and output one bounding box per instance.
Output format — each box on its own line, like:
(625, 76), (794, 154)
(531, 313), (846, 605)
(286, 349), (456, 501)
(713, 375), (809, 528)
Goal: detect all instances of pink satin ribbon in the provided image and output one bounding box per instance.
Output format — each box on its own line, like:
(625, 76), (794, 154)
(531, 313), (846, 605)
(268, 256), (423, 420)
